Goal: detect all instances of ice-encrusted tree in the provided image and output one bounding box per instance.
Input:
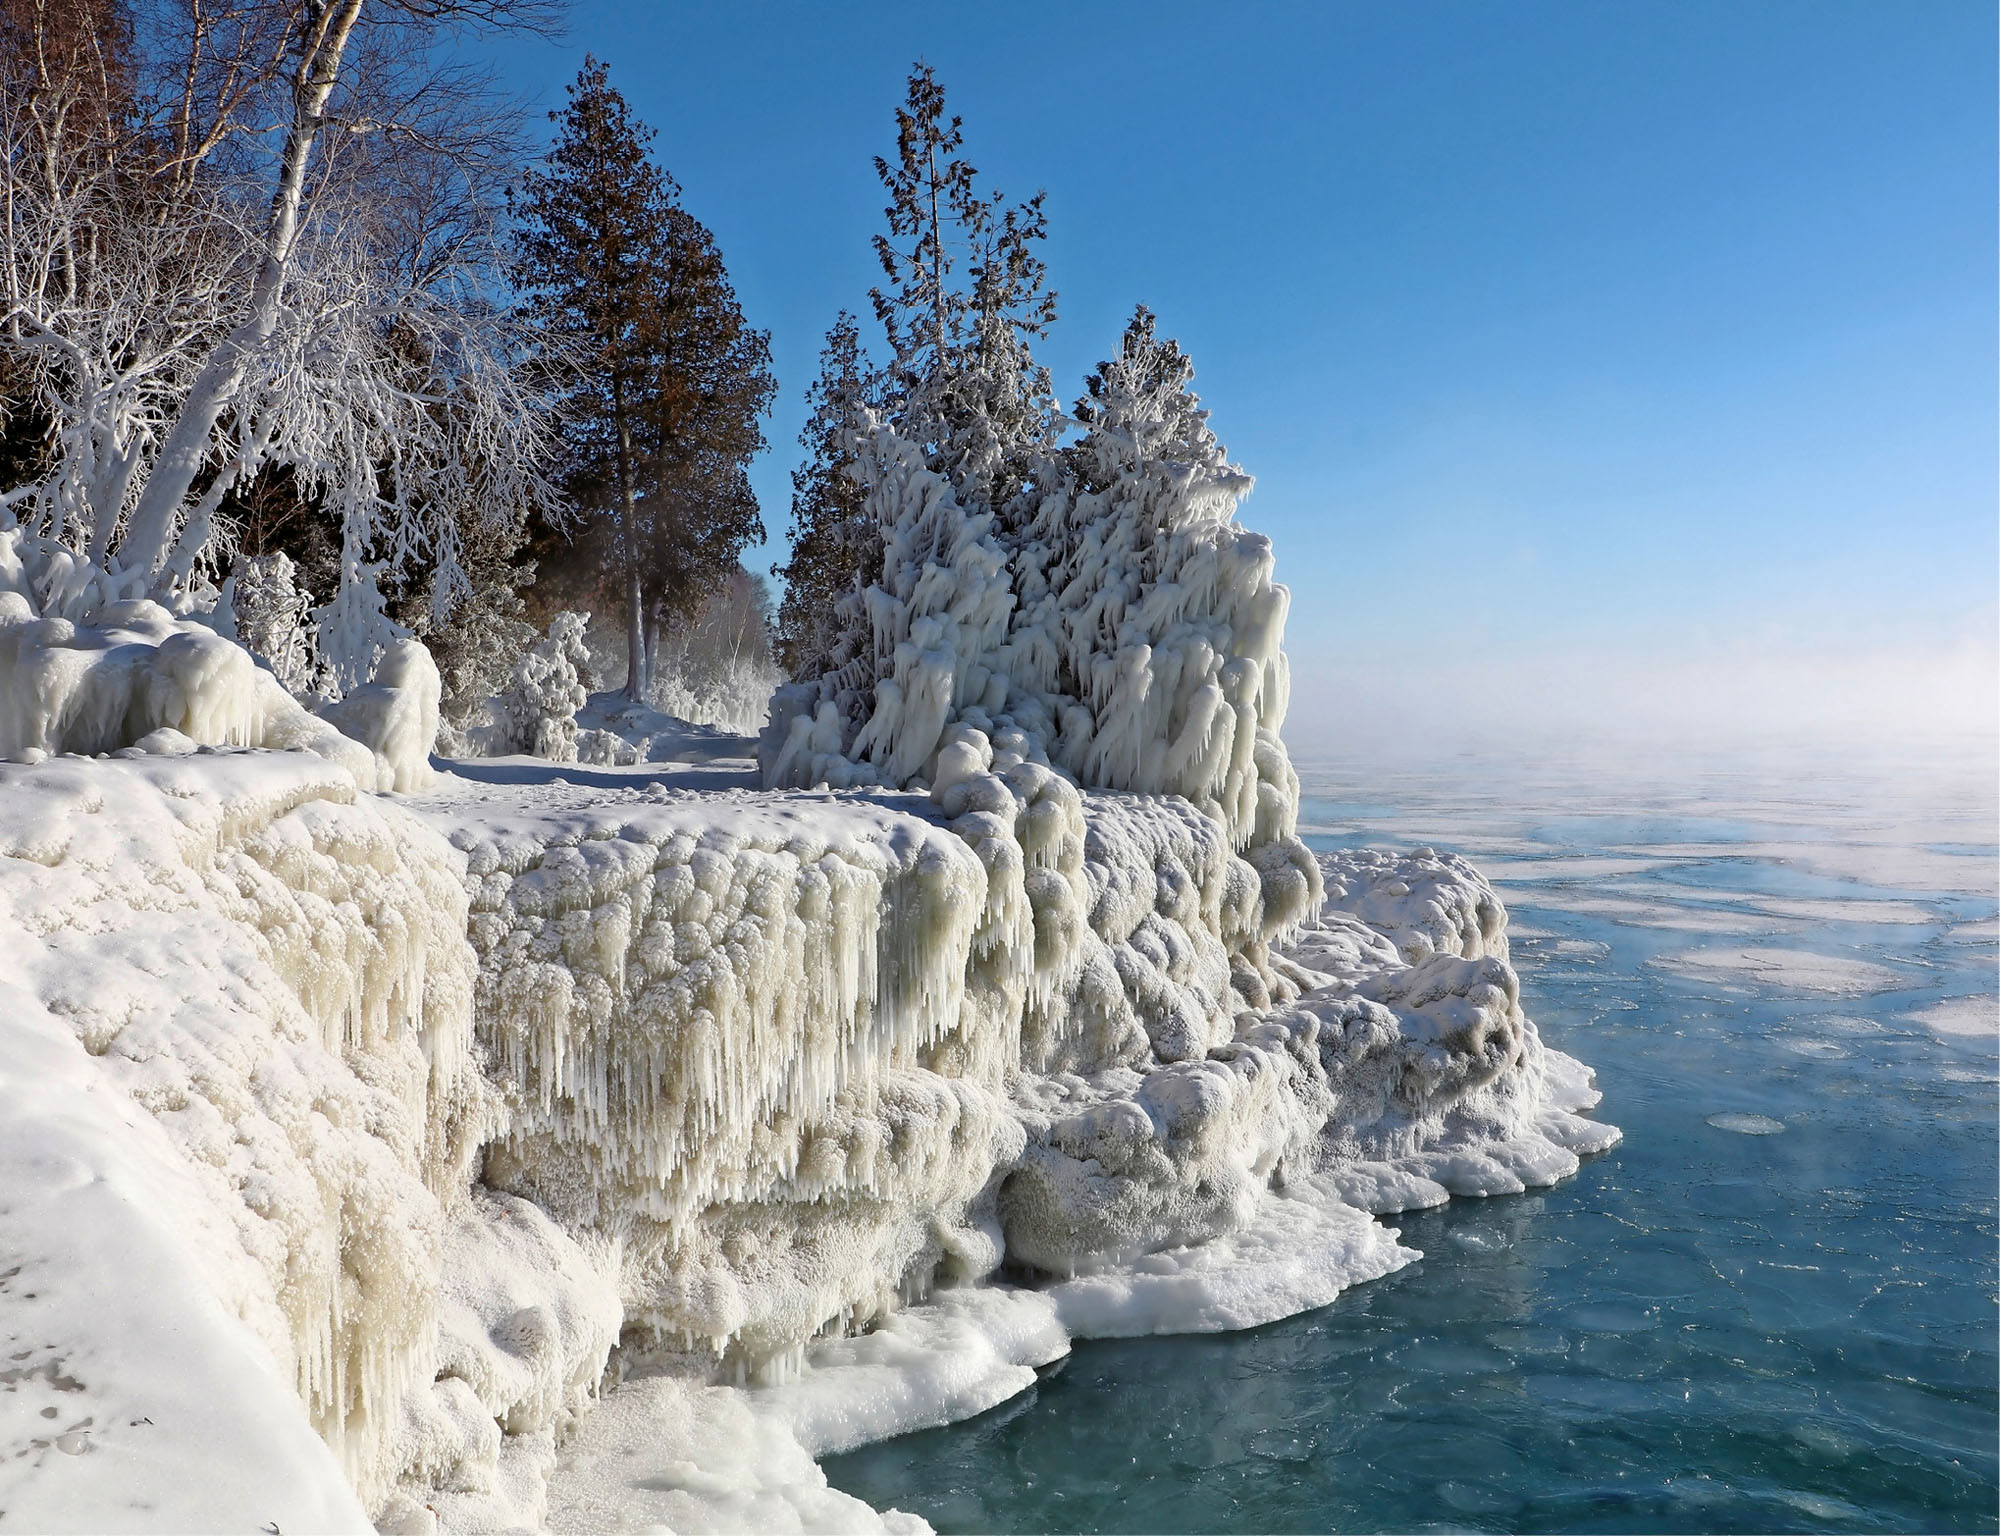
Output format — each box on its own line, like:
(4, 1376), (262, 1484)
(0, 0), (562, 690)
(869, 62), (1059, 517)
(1021, 303), (1289, 841)
(512, 58), (775, 705)
(767, 305), (1304, 860)
(773, 312), (876, 681)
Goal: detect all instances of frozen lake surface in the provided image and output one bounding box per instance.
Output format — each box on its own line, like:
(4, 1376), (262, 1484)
(824, 741), (1999, 1533)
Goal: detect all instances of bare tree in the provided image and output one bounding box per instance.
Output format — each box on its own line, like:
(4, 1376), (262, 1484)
(0, 0), (563, 688)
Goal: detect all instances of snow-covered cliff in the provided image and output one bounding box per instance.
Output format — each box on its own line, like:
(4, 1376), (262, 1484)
(0, 390), (1615, 1531)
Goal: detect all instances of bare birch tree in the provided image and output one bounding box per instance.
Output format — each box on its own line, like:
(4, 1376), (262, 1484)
(0, 0), (562, 689)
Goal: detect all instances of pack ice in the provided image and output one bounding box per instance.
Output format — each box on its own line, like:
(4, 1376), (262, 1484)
(0, 364), (1616, 1533)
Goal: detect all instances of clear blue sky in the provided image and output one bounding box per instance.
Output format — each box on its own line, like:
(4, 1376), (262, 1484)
(484, 1), (1997, 748)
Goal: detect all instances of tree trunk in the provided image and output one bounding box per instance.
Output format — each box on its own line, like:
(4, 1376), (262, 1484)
(613, 374), (647, 703)
(121, 0), (367, 583)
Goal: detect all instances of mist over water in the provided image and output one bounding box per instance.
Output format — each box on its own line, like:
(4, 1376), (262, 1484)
(823, 737), (1999, 1533)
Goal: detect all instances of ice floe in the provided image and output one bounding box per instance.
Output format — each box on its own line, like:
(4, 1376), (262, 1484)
(1649, 947), (1910, 997)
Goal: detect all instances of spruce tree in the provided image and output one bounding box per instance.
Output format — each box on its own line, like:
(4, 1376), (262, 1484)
(774, 312), (875, 680)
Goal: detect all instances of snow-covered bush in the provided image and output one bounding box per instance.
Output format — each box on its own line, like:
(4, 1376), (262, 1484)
(0, 521), (438, 790)
(227, 552), (321, 697)
(402, 511), (540, 759)
(488, 611), (594, 762)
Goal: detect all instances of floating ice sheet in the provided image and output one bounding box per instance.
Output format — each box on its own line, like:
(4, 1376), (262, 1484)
(1649, 947), (1910, 997)
(1905, 995), (1999, 1039)
(1706, 1113), (1787, 1135)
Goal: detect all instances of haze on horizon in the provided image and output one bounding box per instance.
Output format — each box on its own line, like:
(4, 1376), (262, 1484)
(485, 0), (1998, 756)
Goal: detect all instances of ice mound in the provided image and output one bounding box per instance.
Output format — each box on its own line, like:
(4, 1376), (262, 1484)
(0, 526), (440, 791)
(0, 737), (1619, 1530)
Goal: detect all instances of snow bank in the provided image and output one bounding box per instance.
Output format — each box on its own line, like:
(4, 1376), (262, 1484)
(0, 752), (479, 1520)
(0, 525), (440, 791)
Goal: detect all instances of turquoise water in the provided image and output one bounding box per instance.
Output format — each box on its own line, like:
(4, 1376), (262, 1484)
(824, 746), (1999, 1533)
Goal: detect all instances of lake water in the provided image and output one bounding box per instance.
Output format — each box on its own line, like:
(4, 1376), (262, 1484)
(824, 741), (2000, 1533)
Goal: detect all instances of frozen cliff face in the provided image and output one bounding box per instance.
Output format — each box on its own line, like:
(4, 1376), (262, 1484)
(0, 752), (481, 1523)
(413, 772), (1017, 1378)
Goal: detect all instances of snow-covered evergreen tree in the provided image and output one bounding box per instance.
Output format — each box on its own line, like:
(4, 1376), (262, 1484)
(228, 552), (321, 697)
(765, 306), (1310, 904)
(489, 610), (594, 762)
(868, 63), (1059, 517)
(773, 314), (876, 682)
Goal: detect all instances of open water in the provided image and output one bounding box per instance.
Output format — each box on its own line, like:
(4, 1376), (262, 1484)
(824, 742), (1999, 1533)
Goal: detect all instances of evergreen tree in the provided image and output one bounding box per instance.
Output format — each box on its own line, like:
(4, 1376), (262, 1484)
(511, 58), (773, 703)
(869, 62), (1058, 513)
(634, 199), (776, 680)
(773, 312), (875, 680)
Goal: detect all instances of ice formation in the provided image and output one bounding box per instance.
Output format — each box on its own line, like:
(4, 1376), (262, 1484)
(0, 524), (441, 792)
(0, 352), (1618, 1531)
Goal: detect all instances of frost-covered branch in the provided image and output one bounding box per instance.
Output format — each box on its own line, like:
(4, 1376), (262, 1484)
(0, 0), (563, 693)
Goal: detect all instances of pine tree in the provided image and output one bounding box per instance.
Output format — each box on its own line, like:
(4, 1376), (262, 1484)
(773, 312), (875, 680)
(510, 58), (667, 700)
(868, 62), (1058, 512)
(510, 58), (773, 703)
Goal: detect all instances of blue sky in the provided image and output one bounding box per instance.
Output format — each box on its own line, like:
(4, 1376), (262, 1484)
(485, 1), (1996, 749)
